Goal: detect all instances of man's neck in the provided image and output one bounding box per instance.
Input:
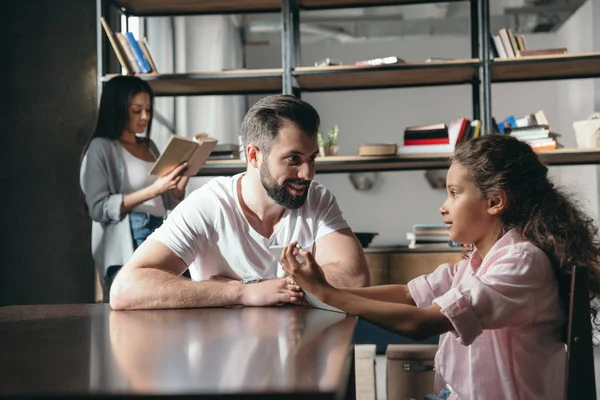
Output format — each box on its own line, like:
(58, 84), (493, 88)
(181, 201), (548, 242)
(239, 173), (285, 227)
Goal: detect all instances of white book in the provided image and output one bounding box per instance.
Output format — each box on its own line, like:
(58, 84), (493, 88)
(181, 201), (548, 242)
(397, 144), (454, 154)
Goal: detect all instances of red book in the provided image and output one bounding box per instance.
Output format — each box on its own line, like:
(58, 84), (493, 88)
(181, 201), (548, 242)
(404, 138), (450, 146)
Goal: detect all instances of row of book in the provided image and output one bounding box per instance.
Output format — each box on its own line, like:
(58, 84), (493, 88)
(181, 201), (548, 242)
(491, 28), (567, 59)
(407, 224), (465, 249)
(100, 17), (158, 75)
(497, 111), (562, 151)
(393, 109), (560, 155)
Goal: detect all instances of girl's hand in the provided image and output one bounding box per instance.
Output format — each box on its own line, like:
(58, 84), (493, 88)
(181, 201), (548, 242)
(150, 162), (187, 196)
(281, 242), (331, 293)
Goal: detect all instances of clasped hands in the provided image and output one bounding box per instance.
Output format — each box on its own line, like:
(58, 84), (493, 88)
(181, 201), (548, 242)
(204, 241), (331, 307)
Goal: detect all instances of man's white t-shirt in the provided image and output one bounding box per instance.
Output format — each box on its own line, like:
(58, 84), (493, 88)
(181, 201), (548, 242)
(149, 173), (350, 281)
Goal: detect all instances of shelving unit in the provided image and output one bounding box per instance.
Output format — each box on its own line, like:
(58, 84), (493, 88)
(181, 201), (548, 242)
(294, 59), (479, 92)
(193, 148), (600, 177)
(103, 69), (284, 96)
(491, 52), (600, 83)
(111, 0), (465, 16)
(100, 1), (600, 174)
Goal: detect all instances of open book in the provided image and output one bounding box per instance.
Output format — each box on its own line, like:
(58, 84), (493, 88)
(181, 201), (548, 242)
(150, 133), (218, 177)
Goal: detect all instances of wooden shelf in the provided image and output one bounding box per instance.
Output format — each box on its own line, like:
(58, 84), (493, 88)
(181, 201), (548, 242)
(294, 59), (478, 92)
(112, 0), (464, 16)
(491, 52), (600, 83)
(301, 0), (464, 10)
(195, 148), (600, 177)
(111, 0), (282, 15)
(103, 69), (283, 96)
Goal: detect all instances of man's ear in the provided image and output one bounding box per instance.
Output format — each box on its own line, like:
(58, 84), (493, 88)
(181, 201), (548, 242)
(487, 190), (508, 216)
(246, 145), (261, 168)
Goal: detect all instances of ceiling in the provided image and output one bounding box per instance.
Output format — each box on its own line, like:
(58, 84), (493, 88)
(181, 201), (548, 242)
(242, 0), (587, 44)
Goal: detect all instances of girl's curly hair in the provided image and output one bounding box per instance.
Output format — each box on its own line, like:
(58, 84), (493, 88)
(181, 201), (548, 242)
(453, 134), (600, 330)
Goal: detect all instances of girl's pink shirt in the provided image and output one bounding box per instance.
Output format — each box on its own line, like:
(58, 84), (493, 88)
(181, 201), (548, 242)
(408, 229), (566, 400)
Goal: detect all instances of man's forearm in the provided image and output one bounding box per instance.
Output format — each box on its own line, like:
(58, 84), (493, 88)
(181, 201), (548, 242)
(110, 267), (243, 310)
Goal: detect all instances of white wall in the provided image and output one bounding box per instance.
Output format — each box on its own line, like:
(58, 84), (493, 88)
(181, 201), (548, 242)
(246, 32), (574, 245)
(552, 0), (599, 222)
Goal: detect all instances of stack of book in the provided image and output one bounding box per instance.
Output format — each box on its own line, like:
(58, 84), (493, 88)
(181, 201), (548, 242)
(406, 224), (458, 249)
(397, 118), (477, 154)
(498, 110), (562, 151)
(100, 17), (158, 75)
(491, 28), (567, 59)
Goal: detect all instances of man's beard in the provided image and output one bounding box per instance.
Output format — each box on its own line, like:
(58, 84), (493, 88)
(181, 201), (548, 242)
(260, 161), (310, 209)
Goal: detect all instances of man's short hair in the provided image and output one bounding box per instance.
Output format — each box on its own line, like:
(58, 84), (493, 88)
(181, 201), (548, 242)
(240, 95), (320, 155)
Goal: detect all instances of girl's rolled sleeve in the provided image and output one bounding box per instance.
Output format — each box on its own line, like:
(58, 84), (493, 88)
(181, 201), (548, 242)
(408, 261), (460, 308)
(433, 287), (482, 346)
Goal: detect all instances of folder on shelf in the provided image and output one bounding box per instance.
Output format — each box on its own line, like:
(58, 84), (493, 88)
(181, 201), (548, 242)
(150, 133), (218, 177)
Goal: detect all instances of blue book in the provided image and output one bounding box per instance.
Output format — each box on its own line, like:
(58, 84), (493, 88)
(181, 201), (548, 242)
(497, 116), (517, 134)
(125, 32), (151, 73)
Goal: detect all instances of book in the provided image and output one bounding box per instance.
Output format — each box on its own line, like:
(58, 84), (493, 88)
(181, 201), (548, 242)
(517, 48), (567, 57)
(99, 17), (135, 74)
(150, 133), (218, 177)
(116, 33), (140, 74)
(125, 32), (151, 74)
(139, 38), (159, 73)
(354, 56), (404, 66)
(358, 143), (397, 156)
(397, 143), (454, 154)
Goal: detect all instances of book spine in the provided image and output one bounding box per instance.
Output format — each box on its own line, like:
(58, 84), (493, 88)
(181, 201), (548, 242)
(125, 32), (151, 73)
(99, 17), (134, 74)
(404, 138), (450, 146)
(116, 33), (140, 73)
(139, 38), (159, 73)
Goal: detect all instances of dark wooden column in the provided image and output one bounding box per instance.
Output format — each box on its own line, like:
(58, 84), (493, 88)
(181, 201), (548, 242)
(1, 0), (97, 305)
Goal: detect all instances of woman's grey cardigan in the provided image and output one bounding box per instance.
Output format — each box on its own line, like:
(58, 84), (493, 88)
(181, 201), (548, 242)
(79, 137), (180, 278)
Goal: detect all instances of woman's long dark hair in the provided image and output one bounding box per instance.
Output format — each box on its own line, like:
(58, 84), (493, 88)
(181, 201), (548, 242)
(82, 75), (154, 157)
(453, 134), (600, 329)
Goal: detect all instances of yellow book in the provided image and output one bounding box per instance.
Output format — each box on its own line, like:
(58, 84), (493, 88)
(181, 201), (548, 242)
(150, 133), (218, 176)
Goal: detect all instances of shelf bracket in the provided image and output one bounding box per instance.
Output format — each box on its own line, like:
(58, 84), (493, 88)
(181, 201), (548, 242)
(477, 0), (492, 133)
(281, 0), (300, 96)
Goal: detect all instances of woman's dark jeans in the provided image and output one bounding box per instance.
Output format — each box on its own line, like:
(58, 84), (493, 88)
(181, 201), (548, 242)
(102, 212), (164, 302)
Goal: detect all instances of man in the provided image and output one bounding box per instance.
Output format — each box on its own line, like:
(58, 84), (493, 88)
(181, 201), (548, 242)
(110, 95), (369, 310)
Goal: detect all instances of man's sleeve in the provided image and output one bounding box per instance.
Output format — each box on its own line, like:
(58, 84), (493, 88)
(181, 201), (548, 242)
(311, 184), (350, 240)
(149, 189), (213, 266)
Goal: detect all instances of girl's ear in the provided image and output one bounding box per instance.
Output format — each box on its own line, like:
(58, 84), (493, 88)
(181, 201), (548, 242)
(487, 190), (508, 216)
(246, 145), (261, 168)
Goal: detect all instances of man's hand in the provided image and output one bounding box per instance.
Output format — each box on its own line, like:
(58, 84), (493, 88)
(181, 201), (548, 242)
(240, 277), (305, 306)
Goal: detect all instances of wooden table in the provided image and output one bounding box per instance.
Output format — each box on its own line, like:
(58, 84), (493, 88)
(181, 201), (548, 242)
(0, 304), (357, 399)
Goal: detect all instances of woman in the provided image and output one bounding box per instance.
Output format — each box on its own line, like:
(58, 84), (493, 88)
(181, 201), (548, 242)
(80, 75), (189, 302)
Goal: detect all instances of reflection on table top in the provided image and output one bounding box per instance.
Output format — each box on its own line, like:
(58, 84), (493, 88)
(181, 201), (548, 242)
(0, 304), (356, 398)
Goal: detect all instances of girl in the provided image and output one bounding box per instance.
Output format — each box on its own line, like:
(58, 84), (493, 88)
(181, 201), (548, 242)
(80, 76), (189, 302)
(281, 134), (600, 400)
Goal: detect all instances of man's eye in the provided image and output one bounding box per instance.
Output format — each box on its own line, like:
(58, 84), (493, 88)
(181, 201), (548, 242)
(308, 154), (317, 162)
(287, 155), (301, 164)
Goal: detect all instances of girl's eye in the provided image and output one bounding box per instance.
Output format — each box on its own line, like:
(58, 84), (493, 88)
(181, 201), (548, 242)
(451, 190), (458, 197)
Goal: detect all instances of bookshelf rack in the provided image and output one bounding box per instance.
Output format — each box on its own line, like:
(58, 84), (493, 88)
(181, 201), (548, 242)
(112, 0), (465, 16)
(103, 69), (284, 96)
(294, 59), (479, 92)
(100, 1), (600, 171)
(491, 53), (600, 83)
(195, 149), (600, 177)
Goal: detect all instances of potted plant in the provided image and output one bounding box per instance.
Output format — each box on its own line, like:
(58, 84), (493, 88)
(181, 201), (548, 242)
(318, 125), (339, 157)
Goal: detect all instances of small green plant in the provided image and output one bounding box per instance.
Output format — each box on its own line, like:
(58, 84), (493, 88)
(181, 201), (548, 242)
(319, 125), (339, 147)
